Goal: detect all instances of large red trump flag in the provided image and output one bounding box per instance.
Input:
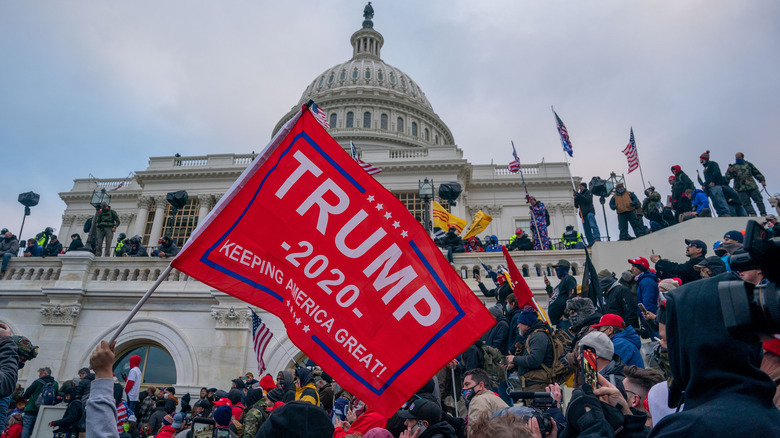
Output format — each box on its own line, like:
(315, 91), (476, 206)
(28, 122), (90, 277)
(172, 105), (494, 416)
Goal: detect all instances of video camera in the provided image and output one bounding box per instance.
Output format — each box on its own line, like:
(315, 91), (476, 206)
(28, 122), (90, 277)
(719, 220), (780, 339)
(506, 391), (556, 435)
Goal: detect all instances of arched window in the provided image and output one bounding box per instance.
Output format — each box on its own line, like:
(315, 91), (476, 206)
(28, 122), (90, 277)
(424, 128), (430, 141)
(113, 343), (177, 387)
(411, 122), (418, 137)
(365, 69), (371, 79)
(346, 112), (354, 128)
(363, 112), (371, 129)
(330, 113), (337, 128)
(352, 69), (359, 79)
(397, 117), (404, 132)
(381, 114), (388, 130)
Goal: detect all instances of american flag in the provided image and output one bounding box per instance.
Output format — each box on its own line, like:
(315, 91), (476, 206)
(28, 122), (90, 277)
(251, 309), (273, 375)
(553, 109), (573, 157)
(622, 127), (639, 173)
(508, 141), (521, 173)
(350, 141), (383, 175)
(309, 102), (330, 129)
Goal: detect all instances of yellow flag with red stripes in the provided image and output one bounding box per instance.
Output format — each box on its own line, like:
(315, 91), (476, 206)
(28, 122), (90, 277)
(432, 201), (467, 233)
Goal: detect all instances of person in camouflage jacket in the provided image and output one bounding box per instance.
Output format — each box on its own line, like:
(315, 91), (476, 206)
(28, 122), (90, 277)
(241, 388), (269, 438)
(725, 152), (767, 216)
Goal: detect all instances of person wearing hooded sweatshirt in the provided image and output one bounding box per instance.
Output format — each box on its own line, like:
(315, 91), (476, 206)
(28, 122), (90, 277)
(124, 355), (142, 414)
(649, 272), (780, 437)
(609, 183), (647, 241)
(591, 314), (644, 369)
(276, 370), (296, 403)
(240, 388), (268, 438)
(464, 237), (484, 253)
(481, 305), (509, 355)
(563, 298), (602, 388)
(670, 165), (694, 212)
(484, 235), (501, 252)
(598, 270), (638, 329)
(688, 188), (710, 214)
(67, 234), (84, 252)
(293, 368), (319, 405)
(627, 257), (659, 338)
(546, 260), (578, 327)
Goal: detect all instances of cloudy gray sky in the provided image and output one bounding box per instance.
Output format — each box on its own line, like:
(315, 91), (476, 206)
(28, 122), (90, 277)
(2, 1), (778, 239)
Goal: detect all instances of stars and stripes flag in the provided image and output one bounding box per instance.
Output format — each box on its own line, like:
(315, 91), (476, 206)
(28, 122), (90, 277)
(508, 141), (521, 173)
(622, 127), (639, 174)
(251, 309), (273, 374)
(350, 141), (383, 175)
(309, 102), (330, 129)
(553, 109), (573, 157)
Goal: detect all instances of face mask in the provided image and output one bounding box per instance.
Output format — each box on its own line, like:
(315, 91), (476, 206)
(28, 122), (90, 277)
(164, 393), (169, 399)
(721, 240), (742, 254)
(569, 314), (579, 326)
(462, 387), (475, 405)
(735, 158), (744, 164)
(556, 266), (569, 279)
(616, 187), (626, 194)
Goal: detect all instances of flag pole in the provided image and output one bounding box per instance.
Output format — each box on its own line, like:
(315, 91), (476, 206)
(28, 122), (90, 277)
(551, 107), (577, 192)
(451, 368), (459, 417)
(248, 306), (301, 368)
(109, 264), (174, 344)
(632, 127), (648, 192)
(515, 141), (545, 250)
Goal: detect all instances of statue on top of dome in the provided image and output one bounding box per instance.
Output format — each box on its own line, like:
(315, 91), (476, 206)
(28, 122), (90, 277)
(363, 2), (374, 21)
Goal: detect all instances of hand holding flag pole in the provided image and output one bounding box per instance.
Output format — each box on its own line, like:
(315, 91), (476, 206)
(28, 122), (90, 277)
(513, 141), (545, 251)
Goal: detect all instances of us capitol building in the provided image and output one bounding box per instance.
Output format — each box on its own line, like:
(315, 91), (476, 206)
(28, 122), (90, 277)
(0, 8), (584, 394)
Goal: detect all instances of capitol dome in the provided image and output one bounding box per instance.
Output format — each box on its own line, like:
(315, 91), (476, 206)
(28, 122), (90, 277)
(273, 9), (455, 150)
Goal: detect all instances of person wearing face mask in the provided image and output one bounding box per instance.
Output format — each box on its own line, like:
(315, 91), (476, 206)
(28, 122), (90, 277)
(721, 230), (744, 255)
(505, 308), (555, 393)
(545, 260), (577, 328)
(712, 241), (730, 270)
(725, 152), (767, 216)
(609, 183), (647, 241)
(461, 369), (507, 435)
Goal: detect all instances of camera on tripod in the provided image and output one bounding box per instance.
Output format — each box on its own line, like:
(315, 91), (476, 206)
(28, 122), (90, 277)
(719, 220), (780, 340)
(505, 391), (556, 435)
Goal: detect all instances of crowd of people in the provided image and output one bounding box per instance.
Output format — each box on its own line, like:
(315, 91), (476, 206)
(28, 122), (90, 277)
(1, 216), (777, 437)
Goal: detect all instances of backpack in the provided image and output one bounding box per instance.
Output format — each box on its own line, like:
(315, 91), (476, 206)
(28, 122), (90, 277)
(478, 343), (507, 388)
(35, 379), (56, 408)
(522, 327), (573, 385)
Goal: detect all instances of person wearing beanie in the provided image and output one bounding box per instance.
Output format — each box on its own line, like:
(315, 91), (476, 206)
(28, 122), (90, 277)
(650, 239), (706, 284)
(628, 257), (659, 336)
(505, 308), (554, 392)
(725, 151), (768, 216)
(480, 305), (510, 355)
(598, 269), (638, 329)
(696, 150), (730, 216)
(721, 230), (744, 255)
(259, 374), (276, 394)
(256, 400), (334, 438)
(242, 388), (269, 438)
(591, 314), (644, 368)
(211, 405), (239, 437)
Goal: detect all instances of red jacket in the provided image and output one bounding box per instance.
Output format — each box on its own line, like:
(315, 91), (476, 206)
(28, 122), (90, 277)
(154, 425), (176, 438)
(1, 423), (21, 438)
(332, 409), (388, 438)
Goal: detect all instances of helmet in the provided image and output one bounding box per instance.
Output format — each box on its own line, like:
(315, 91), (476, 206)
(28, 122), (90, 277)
(118, 233), (127, 241)
(44, 227), (54, 234)
(12, 336), (38, 361)
(130, 235), (142, 244)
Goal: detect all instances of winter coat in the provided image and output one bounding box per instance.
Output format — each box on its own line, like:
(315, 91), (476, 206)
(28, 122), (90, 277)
(574, 188), (596, 216)
(75, 372), (95, 400)
(23, 243), (41, 257)
(419, 420), (457, 438)
(126, 243), (148, 257)
(147, 406), (168, 434)
(466, 392), (508, 435)
(482, 317), (510, 355)
(600, 277), (638, 328)
(42, 240), (63, 257)
(701, 161), (726, 187)
(0, 236), (20, 256)
(722, 185), (743, 206)
(293, 368), (319, 405)
(157, 241), (179, 257)
(0, 337), (18, 398)
(52, 398), (83, 434)
(332, 408), (388, 438)
(642, 191), (663, 221)
(96, 208), (120, 229)
(154, 425), (175, 438)
(279, 371), (296, 403)
(506, 307), (522, 353)
(609, 190), (641, 214)
(67, 237), (84, 252)
(725, 160), (765, 191)
(484, 235), (501, 252)
(650, 272), (780, 437)
(507, 233), (533, 251)
(22, 374), (58, 413)
(0, 423), (21, 438)
(612, 326), (644, 368)
(512, 320), (554, 378)
(478, 282), (513, 307)
(655, 255), (704, 285)
(635, 271), (659, 318)
(461, 343), (484, 371)
(690, 189), (709, 213)
(671, 171), (695, 206)
(547, 275), (578, 326)
(440, 231), (462, 250)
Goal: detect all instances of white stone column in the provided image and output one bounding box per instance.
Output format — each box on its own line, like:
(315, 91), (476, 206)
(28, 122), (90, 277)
(134, 196), (152, 237)
(196, 194), (214, 227)
(146, 195), (167, 246)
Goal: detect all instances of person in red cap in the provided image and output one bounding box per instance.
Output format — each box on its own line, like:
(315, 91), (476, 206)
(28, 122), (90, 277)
(591, 314), (645, 368)
(507, 228), (532, 251)
(628, 257), (659, 338)
(670, 165), (694, 213)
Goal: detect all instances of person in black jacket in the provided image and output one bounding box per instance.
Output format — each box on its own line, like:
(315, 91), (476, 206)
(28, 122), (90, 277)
(597, 270), (638, 328)
(546, 260), (578, 328)
(506, 228), (533, 251)
(74, 368), (94, 401)
(475, 273), (513, 307)
(67, 234), (84, 252)
(41, 235), (63, 257)
(123, 236), (148, 257)
(398, 398), (456, 438)
(146, 399), (168, 434)
(0, 324), (18, 400)
(696, 150), (730, 217)
(505, 309), (554, 392)
(49, 386), (81, 436)
(481, 306), (509, 355)
(573, 182), (601, 247)
(440, 227), (463, 263)
(649, 272), (780, 437)
(650, 238), (706, 284)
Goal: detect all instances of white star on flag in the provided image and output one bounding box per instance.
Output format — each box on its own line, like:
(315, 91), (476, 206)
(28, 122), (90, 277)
(295, 318), (301, 325)
(392, 221), (400, 229)
(367, 195), (374, 202)
(303, 325), (311, 333)
(375, 203), (384, 211)
(401, 230), (408, 238)
(384, 211), (392, 219)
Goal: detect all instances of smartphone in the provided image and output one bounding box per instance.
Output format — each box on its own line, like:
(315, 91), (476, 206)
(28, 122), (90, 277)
(191, 418), (215, 438)
(582, 347), (599, 390)
(638, 303), (647, 313)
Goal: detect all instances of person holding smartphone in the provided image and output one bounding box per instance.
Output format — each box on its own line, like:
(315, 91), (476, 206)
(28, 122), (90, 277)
(397, 399), (456, 438)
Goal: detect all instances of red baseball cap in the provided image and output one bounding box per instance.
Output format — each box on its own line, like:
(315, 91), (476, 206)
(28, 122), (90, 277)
(591, 314), (625, 329)
(628, 257), (650, 270)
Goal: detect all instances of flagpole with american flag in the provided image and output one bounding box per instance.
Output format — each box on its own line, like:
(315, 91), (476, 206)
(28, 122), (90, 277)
(551, 107), (578, 192)
(507, 141), (521, 173)
(250, 308), (298, 374)
(350, 141), (383, 175)
(622, 127), (647, 191)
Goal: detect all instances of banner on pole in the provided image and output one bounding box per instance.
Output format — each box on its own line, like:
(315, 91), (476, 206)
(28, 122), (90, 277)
(462, 210), (493, 240)
(432, 201), (467, 234)
(171, 106), (494, 416)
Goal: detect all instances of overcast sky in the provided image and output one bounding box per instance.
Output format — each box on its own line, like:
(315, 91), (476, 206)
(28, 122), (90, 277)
(2, 1), (778, 240)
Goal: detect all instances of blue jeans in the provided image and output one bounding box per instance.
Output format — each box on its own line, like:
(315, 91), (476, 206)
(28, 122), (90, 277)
(497, 381), (514, 406)
(729, 204), (747, 217)
(582, 212), (600, 246)
(708, 185), (730, 216)
(21, 412), (36, 438)
(1, 253), (12, 272)
(0, 395), (11, 431)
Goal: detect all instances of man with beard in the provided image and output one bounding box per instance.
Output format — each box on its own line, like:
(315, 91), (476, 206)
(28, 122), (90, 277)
(546, 260), (578, 328)
(398, 398), (456, 438)
(650, 239), (706, 284)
